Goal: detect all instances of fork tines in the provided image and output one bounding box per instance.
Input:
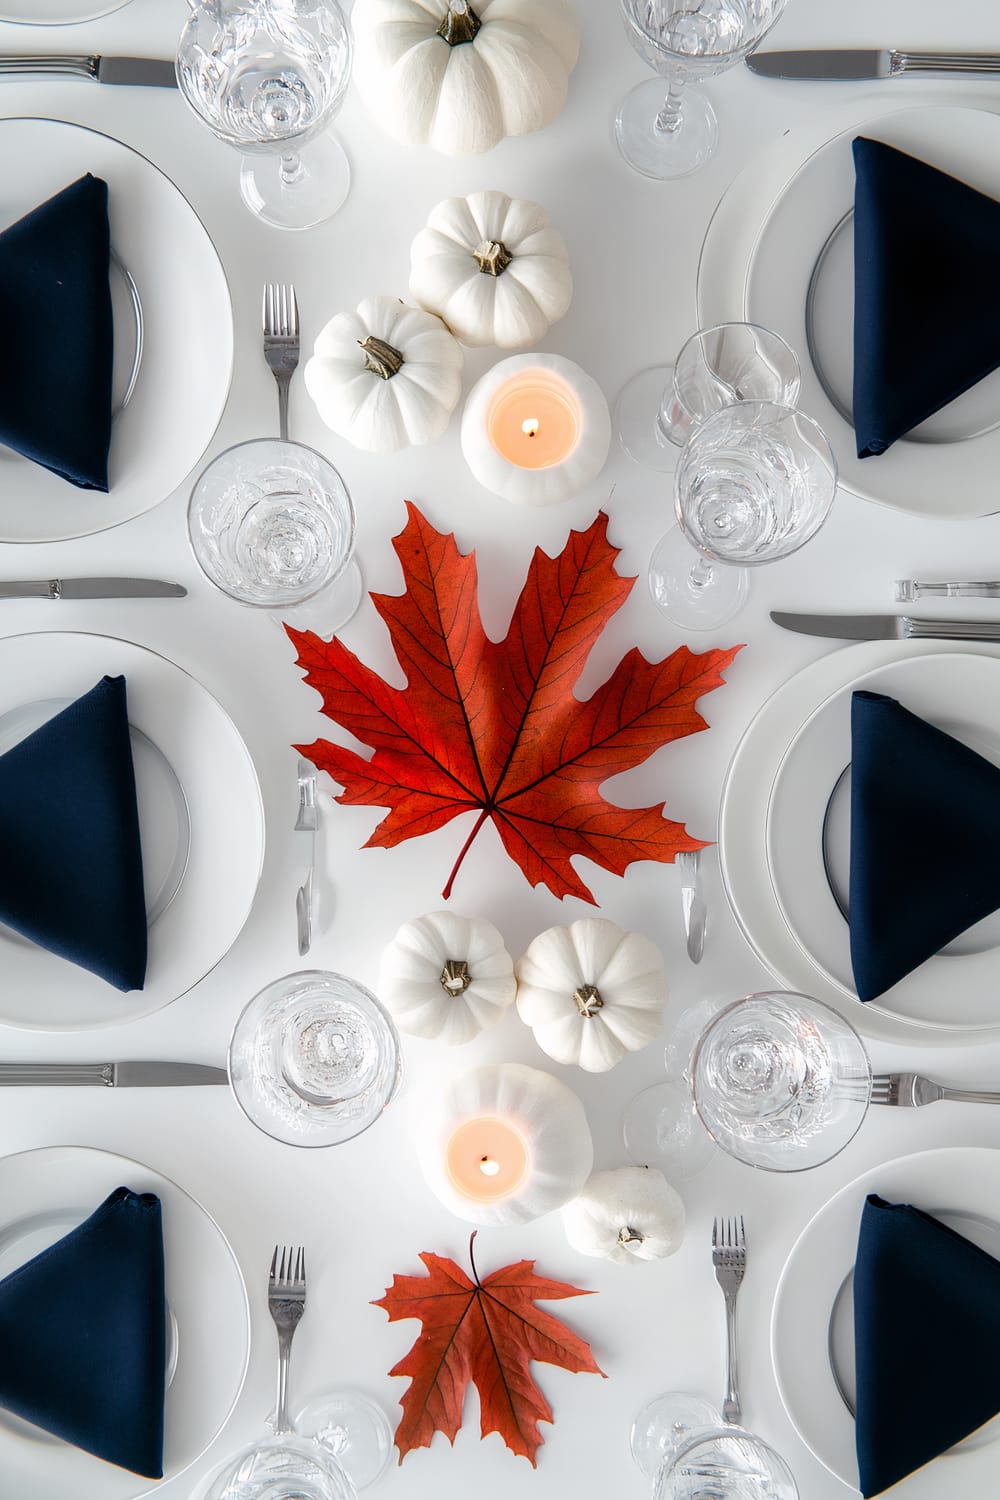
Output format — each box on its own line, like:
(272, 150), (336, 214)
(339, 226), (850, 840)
(869, 1074), (900, 1106)
(712, 1216), (746, 1263)
(263, 282), (300, 341)
(268, 1243), (306, 1297)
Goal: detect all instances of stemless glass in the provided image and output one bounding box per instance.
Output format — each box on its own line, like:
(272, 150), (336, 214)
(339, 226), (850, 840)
(616, 323), (801, 471)
(616, 0), (788, 179)
(188, 438), (363, 637)
(653, 1426), (799, 1500)
(176, 0), (353, 230)
(649, 400), (837, 631)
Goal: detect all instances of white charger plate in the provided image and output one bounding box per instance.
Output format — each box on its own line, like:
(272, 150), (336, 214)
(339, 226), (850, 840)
(766, 653), (1000, 1031)
(0, 631), (264, 1030)
(0, 118), (232, 542)
(0, 1), (130, 19)
(0, 1145), (249, 1500)
(771, 1146), (1000, 1489)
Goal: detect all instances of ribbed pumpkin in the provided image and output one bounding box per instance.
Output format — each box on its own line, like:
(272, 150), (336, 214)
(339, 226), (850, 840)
(379, 911), (515, 1044)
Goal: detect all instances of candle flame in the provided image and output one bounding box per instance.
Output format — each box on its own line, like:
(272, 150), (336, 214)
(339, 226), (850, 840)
(479, 1157), (501, 1177)
(521, 417), (540, 438)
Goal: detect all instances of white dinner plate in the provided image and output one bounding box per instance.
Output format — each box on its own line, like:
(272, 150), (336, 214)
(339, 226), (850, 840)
(0, 632), (264, 1030)
(0, 1146), (249, 1500)
(766, 653), (1000, 1031)
(772, 1147), (1000, 1489)
(743, 105), (1000, 518)
(0, 0), (130, 19)
(0, 118), (232, 542)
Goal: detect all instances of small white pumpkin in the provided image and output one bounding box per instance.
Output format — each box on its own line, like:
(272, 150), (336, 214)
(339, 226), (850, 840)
(352, 0), (581, 156)
(379, 911), (516, 1044)
(562, 1167), (685, 1264)
(304, 296), (463, 453)
(515, 918), (667, 1072)
(409, 191), (572, 351)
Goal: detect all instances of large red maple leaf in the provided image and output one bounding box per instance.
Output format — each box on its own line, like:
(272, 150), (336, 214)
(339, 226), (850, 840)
(372, 1235), (605, 1465)
(289, 504), (741, 904)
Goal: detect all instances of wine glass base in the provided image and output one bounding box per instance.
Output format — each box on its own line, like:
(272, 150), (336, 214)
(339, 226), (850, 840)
(615, 79), (719, 180)
(631, 1392), (722, 1476)
(280, 555), (365, 637)
(240, 133), (351, 230)
(648, 526), (749, 630)
(615, 365), (681, 470)
(623, 1081), (716, 1181)
(297, 1390), (394, 1491)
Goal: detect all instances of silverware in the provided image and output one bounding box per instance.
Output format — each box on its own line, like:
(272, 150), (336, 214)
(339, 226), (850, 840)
(871, 1072), (1000, 1107)
(295, 758), (318, 957)
(0, 578), (186, 600)
(771, 609), (1000, 642)
(268, 1245), (307, 1436)
(895, 579), (1000, 602)
(712, 1216), (746, 1426)
(0, 55), (177, 87)
(747, 48), (1000, 80)
(0, 1061), (227, 1086)
(676, 850), (706, 964)
(263, 284), (301, 443)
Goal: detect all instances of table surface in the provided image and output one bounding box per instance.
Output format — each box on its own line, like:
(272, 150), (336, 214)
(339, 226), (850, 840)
(3, 1), (1000, 1497)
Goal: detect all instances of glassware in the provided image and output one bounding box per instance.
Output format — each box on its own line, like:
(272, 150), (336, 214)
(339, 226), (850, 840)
(187, 438), (363, 637)
(649, 400), (837, 631)
(176, 0), (353, 230)
(653, 1425), (799, 1500)
(228, 970), (401, 1148)
(616, 0), (788, 179)
(623, 996), (723, 1180)
(615, 323), (801, 472)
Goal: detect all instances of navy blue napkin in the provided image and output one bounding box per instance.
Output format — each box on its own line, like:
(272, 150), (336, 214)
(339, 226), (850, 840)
(849, 690), (1000, 1001)
(0, 173), (113, 490)
(0, 675), (147, 990)
(853, 135), (1000, 458)
(854, 1192), (1000, 1496)
(0, 1187), (166, 1477)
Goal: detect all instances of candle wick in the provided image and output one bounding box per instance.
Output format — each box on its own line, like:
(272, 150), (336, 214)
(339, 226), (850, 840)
(479, 1156), (501, 1177)
(521, 417), (540, 438)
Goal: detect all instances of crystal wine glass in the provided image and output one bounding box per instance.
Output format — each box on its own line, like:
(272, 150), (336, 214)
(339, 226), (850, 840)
(187, 438), (363, 637)
(176, 0), (353, 230)
(616, 0), (788, 178)
(652, 1425), (799, 1500)
(616, 323), (801, 471)
(649, 400), (837, 631)
(623, 995), (723, 1180)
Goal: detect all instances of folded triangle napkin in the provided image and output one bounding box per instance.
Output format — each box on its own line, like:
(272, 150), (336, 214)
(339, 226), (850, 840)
(849, 689), (1000, 1001)
(0, 1186), (166, 1477)
(853, 135), (1000, 458)
(0, 675), (147, 990)
(0, 173), (113, 490)
(854, 1192), (1000, 1496)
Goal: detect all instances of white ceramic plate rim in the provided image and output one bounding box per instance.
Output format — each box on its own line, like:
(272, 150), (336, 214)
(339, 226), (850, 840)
(0, 0), (130, 19)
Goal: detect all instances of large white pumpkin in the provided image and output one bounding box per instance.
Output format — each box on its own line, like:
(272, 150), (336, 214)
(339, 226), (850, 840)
(352, 0), (581, 156)
(562, 1167), (685, 1264)
(409, 191), (572, 350)
(304, 296), (463, 453)
(379, 911), (516, 1044)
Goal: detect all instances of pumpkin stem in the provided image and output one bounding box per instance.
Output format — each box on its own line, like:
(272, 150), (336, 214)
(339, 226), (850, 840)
(358, 335), (405, 379)
(473, 238), (513, 277)
(440, 959), (472, 996)
(437, 0), (481, 45)
(617, 1225), (645, 1246)
(573, 983), (604, 1018)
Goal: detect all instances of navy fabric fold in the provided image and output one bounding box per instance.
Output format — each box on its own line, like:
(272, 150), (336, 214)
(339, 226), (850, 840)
(853, 135), (1000, 457)
(849, 690), (1000, 1001)
(0, 675), (147, 990)
(0, 173), (113, 490)
(0, 1186), (166, 1477)
(854, 1193), (1000, 1496)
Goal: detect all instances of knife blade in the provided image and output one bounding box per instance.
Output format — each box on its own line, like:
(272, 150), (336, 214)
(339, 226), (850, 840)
(747, 48), (1000, 80)
(0, 578), (186, 600)
(0, 55), (177, 87)
(0, 1061), (228, 1087)
(771, 610), (1000, 641)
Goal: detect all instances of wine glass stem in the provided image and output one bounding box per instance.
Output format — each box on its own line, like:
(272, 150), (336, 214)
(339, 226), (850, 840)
(655, 82), (685, 136)
(689, 556), (715, 591)
(279, 152), (306, 188)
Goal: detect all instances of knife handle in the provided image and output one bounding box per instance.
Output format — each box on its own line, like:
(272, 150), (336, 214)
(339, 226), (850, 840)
(904, 616), (1000, 641)
(0, 1063), (113, 1086)
(0, 55), (98, 79)
(893, 50), (1000, 74)
(896, 580), (1000, 601)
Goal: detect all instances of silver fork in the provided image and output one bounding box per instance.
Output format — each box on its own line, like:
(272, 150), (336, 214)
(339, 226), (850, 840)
(712, 1216), (746, 1425)
(676, 850), (706, 964)
(871, 1072), (1000, 1107)
(263, 283), (300, 441)
(267, 1244), (306, 1435)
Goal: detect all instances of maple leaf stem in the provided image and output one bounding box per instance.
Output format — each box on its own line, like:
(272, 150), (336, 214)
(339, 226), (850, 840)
(441, 810), (490, 900)
(468, 1230), (481, 1287)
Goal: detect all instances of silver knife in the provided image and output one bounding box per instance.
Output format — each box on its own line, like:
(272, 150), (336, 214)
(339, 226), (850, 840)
(747, 49), (1000, 80)
(772, 610), (1000, 641)
(0, 1062), (227, 1086)
(0, 578), (186, 600)
(0, 55), (176, 87)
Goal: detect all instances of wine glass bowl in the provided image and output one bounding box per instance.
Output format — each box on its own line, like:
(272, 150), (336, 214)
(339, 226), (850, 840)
(654, 1425), (799, 1500)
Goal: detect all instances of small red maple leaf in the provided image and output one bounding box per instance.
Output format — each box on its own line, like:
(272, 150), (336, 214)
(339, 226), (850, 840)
(372, 1234), (605, 1465)
(289, 504), (741, 904)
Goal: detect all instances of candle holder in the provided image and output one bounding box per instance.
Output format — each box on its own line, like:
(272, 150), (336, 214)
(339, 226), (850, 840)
(460, 353), (611, 506)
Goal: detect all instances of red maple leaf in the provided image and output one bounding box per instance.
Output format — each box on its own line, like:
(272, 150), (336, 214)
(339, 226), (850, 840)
(289, 504), (741, 904)
(372, 1234), (605, 1465)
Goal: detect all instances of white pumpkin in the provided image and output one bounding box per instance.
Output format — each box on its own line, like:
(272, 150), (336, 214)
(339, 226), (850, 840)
(352, 0), (581, 156)
(515, 918), (667, 1072)
(304, 296), (463, 453)
(379, 911), (516, 1044)
(561, 1167), (685, 1264)
(409, 191), (573, 351)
